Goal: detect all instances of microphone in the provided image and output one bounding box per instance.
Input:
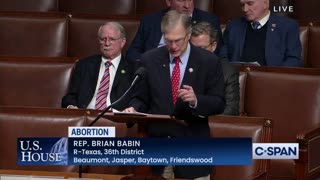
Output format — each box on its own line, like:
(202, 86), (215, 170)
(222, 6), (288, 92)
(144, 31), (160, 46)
(88, 67), (147, 126)
(78, 67), (146, 178)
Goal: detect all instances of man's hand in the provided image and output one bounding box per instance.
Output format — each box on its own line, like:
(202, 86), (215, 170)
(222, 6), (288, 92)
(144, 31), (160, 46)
(123, 107), (137, 113)
(67, 105), (78, 109)
(178, 85), (197, 107)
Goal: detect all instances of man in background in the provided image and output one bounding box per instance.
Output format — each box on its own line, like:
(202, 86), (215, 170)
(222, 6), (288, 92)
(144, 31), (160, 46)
(220, 0), (302, 66)
(126, 0), (223, 62)
(124, 10), (225, 180)
(191, 22), (240, 116)
(62, 22), (135, 111)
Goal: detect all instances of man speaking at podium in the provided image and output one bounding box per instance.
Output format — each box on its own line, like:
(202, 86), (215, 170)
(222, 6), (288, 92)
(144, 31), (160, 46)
(124, 10), (225, 180)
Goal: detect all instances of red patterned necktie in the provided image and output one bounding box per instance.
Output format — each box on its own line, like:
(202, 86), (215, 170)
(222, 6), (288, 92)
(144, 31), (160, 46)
(171, 57), (180, 106)
(95, 61), (111, 110)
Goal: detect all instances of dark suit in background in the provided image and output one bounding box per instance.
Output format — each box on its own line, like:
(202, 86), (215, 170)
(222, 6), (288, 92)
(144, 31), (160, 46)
(62, 55), (134, 110)
(220, 15), (302, 67)
(126, 8), (223, 62)
(219, 58), (240, 115)
(129, 45), (225, 178)
(190, 21), (240, 116)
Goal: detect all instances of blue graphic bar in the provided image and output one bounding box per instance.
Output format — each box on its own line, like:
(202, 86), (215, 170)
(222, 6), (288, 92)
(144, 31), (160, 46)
(68, 138), (252, 165)
(17, 137), (252, 166)
(17, 138), (67, 165)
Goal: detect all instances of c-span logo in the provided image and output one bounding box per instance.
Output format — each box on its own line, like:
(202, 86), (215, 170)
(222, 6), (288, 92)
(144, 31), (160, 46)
(253, 143), (299, 159)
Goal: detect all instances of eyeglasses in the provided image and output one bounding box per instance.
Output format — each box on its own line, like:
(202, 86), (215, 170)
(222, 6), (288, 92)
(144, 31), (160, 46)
(98, 37), (122, 44)
(164, 34), (188, 46)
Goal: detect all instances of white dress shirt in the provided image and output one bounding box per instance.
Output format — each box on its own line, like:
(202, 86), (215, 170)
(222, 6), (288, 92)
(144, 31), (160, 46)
(87, 55), (121, 109)
(252, 11), (270, 29)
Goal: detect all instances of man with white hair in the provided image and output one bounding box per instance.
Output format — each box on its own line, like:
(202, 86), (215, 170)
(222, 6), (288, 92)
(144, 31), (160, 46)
(220, 0), (302, 67)
(62, 22), (135, 111)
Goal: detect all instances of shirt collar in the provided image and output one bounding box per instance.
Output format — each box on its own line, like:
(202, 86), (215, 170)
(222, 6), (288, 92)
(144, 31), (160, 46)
(169, 43), (191, 65)
(101, 54), (121, 69)
(255, 10), (270, 27)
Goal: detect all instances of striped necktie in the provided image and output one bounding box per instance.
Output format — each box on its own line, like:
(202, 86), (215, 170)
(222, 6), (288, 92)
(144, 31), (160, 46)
(251, 21), (261, 30)
(95, 61), (111, 110)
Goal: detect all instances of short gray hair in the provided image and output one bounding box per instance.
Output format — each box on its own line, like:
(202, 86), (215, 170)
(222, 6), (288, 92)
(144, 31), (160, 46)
(191, 21), (217, 44)
(97, 21), (126, 39)
(161, 10), (192, 34)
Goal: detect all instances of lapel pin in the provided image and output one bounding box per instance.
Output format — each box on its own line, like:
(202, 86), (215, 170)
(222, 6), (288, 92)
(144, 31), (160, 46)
(121, 70), (126, 74)
(162, 64), (166, 68)
(271, 24), (276, 31)
(188, 68), (194, 73)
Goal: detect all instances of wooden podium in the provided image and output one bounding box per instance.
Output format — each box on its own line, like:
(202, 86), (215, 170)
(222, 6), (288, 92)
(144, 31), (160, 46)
(0, 107), (188, 180)
(101, 112), (187, 137)
(0, 169), (188, 180)
(88, 112), (188, 179)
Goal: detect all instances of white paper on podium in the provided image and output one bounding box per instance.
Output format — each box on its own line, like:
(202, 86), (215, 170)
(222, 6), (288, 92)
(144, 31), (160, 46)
(68, 178), (102, 180)
(0, 175), (30, 180)
(0, 175), (64, 180)
(113, 111), (148, 116)
(32, 177), (63, 180)
(0, 175), (102, 180)
(230, 61), (261, 66)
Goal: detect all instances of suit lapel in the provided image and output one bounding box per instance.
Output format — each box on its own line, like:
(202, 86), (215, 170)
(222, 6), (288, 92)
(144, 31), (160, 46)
(239, 18), (248, 57)
(181, 46), (198, 88)
(112, 57), (126, 90)
(90, 56), (102, 96)
(191, 9), (200, 25)
(153, 10), (167, 48)
(174, 46), (199, 110)
(153, 27), (163, 48)
(265, 15), (277, 65)
(157, 48), (174, 108)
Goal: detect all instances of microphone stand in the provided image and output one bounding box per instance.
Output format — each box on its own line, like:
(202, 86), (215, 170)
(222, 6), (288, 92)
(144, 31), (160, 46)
(78, 74), (140, 178)
(89, 75), (139, 127)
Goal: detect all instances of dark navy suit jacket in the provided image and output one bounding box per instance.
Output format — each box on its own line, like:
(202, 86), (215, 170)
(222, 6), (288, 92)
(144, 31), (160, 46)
(220, 15), (302, 67)
(126, 8), (223, 62)
(61, 55), (135, 111)
(129, 44), (225, 178)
